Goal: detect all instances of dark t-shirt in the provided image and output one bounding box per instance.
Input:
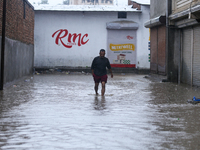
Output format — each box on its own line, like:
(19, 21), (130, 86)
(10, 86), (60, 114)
(91, 56), (111, 76)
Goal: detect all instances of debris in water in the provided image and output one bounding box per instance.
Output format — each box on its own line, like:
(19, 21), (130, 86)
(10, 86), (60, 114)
(25, 79), (30, 82)
(187, 97), (200, 105)
(49, 69), (55, 72)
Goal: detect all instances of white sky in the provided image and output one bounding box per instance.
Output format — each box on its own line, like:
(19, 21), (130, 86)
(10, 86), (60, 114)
(27, 0), (127, 5)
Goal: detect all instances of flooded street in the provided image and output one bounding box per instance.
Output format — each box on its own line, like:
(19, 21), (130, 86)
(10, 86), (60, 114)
(0, 73), (200, 150)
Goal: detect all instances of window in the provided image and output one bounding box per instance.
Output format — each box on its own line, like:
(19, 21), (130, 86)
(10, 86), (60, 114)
(118, 12), (127, 18)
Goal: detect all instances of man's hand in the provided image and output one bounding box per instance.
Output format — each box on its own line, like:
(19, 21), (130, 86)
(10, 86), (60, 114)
(109, 69), (113, 78)
(111, 73), (113, 78)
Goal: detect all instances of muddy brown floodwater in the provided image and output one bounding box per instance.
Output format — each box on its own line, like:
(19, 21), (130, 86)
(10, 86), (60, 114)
(0, 74), (200, 150)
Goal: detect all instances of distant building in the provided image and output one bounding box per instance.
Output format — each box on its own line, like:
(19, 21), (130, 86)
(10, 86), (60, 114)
(63, 0), (69, 5)
(145, 0), (200, 86)
(41, 0), (48, 4)
(34, 2), (150, 70)
(68, 0), (113, 5)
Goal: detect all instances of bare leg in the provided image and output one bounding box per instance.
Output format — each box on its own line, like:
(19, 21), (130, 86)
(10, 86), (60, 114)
(94, 82), (99, 95)
(101, 82), (106, 96)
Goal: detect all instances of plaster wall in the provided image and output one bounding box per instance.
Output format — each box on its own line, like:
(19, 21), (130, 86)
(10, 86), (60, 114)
(0, 37), (34, 84)
(150, 0), (166, 19)
(34, 7), (150, 69)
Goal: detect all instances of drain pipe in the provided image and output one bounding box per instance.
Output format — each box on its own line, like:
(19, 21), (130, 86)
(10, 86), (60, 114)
(191, 27), (194, 86)
(179, 29), (183, 85)
(0, 0), (6, 90)
(178, 29), (181, 84)
(166, 0), (169, 79)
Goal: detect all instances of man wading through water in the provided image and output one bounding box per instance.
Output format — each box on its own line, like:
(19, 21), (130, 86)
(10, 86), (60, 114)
(91, 49), (113, 96)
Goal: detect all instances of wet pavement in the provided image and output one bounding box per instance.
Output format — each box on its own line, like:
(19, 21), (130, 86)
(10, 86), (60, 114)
(1, 73), (200, 150)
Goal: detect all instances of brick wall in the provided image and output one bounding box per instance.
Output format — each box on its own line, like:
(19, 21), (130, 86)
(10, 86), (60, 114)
(128, 0), (141, 10)
(0, 0), (34, 45)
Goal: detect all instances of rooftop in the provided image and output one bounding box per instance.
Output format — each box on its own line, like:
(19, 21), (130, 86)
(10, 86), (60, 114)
(33, 4), (142, 12)
(131, 0), (150, 5)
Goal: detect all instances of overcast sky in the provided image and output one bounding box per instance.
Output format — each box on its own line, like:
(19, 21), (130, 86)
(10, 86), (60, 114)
(27, 0), (127, 6)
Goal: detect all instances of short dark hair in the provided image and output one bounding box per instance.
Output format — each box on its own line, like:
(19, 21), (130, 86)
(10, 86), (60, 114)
(100, 49), (105, 53)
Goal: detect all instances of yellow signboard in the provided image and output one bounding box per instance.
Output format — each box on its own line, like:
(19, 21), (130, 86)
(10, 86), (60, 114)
(110, 43), (135, 51)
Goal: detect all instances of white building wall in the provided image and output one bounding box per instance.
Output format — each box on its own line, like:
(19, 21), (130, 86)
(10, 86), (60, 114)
(34, 7), (150, 69)
(136, 5), (150, 69)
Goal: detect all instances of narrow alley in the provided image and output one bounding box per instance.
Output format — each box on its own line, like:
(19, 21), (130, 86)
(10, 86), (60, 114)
(0, 73), (200, 149)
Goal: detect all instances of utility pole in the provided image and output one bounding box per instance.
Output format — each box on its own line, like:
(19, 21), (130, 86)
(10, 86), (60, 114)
(1, 0), (6, 90)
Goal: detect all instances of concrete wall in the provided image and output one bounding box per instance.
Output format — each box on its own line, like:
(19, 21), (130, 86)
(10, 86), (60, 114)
(34, 5), (150, 69)
(3, 37), (34, 84)
(167, 28), (179, 82)
(137, 5), (150, 69)
(150, 0), (166, 19)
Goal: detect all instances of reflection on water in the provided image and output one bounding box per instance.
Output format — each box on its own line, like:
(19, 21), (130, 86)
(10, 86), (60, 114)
(0, 74), (200, 149)
(94, 96), (106, 110)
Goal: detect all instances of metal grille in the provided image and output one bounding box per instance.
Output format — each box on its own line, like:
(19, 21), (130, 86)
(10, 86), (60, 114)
(181, 28), (192, 84)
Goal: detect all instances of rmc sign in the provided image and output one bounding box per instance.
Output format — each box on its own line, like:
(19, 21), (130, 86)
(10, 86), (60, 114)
(52, 29), (89, 48)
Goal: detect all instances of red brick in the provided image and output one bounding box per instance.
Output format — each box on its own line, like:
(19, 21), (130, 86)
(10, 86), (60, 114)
(0, 0), (34, 45)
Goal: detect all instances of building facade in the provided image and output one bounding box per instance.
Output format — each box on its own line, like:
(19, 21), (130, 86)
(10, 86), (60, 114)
(145, 0), (200, 86)
(0, 0), (34, 86)
(145, 0), (167, 75)
(34, 3), (150, 70)
(170, 0), (200, 86)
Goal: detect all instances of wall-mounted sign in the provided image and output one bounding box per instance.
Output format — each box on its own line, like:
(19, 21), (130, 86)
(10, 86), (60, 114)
(110, 43), (135, 51)
(52, 29), (89, 48)
(127, 36), (133, 40)
(107, 30), (136, 68)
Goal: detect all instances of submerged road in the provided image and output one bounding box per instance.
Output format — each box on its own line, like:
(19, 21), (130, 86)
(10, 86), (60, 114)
(0, 73), (200, 149)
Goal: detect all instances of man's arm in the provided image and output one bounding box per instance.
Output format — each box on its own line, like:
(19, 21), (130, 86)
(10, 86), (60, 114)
(107, 58), (113, 78)
(109, 69), (113, 78)
(91, 58), (95, 76)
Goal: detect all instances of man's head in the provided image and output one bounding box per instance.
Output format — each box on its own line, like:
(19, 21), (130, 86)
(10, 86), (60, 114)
(99, 49), (105, 57)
